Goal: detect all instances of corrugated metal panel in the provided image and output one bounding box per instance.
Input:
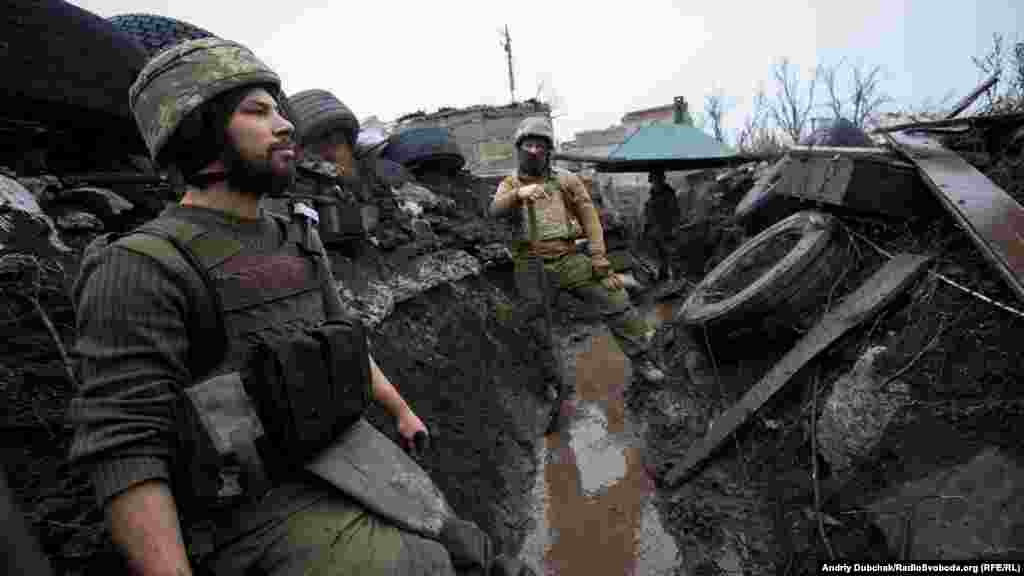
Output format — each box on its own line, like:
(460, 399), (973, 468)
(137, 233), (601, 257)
(609, 124), (735, 161)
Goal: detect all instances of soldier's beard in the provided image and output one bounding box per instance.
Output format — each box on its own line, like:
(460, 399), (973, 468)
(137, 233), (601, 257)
(222, 141), (295, 198)
(519, 153), (548, 177)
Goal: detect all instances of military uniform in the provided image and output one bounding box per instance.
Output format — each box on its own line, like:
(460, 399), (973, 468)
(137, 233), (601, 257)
(643, 180), (681, 280)
(495, 173), (652, 359)
(491, 117), (664, 382)
(71, 38), (530, 576)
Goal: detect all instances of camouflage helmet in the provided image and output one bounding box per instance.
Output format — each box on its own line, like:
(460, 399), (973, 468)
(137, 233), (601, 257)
(129, 37), (282, 161)
(514, 116), (554, 149)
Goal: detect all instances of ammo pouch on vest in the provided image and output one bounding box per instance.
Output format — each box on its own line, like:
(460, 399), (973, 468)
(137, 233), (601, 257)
(245, 316), (372, 472)
(106, 213), (373, 508)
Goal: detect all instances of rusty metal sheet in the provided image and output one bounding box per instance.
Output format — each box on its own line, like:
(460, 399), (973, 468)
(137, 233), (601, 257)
(736, 152), (926, 225)
(886, 130), (1024, 303)
(664, 253), (931, 487)
(783, 155), (855, 205)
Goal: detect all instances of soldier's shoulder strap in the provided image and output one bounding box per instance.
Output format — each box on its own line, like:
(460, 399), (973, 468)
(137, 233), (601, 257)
(111, 217), (245, 380)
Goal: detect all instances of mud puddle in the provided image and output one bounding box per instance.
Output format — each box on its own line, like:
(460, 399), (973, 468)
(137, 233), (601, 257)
(520, 301), (683, 575)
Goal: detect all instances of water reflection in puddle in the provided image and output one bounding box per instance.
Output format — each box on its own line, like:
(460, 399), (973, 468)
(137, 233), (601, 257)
(521, 301), (683, 575)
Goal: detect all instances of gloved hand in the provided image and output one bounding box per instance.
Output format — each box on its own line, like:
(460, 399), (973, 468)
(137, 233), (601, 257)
(397, 410), (430, 459)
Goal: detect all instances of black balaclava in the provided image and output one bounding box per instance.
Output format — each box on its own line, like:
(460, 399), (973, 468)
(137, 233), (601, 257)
(163, 84), (295, 197)
(517, 139), (550, 178)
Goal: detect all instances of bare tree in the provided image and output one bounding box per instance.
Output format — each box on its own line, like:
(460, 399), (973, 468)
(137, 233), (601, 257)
(735, 86), (767, 153)
(704, 89), (731, 144)
(971, 33), (1024, 112)
(735, 86), (784, 154)
(767, 57), (818, 144)
(820, 60), (893, 128)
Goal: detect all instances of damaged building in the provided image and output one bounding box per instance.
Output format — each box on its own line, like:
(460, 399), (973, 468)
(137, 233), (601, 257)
(393, 100), (552, 178)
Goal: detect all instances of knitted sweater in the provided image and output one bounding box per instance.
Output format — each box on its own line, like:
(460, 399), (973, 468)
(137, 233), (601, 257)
(68, 204), (286, 507)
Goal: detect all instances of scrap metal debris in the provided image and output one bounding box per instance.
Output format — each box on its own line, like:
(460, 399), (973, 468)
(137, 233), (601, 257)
(664, 253), (931, 486)
(885, 129), (1024, 303)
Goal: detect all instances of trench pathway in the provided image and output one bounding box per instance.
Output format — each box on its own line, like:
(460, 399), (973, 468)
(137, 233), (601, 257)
(520, 300), (683, 575)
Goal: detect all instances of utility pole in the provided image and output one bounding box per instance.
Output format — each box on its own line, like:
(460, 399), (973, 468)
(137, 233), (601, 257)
(501, 24), (515, 103)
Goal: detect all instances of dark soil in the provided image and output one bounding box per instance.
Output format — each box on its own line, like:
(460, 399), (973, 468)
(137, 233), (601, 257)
(635, 187), (1024, 572)
(364, 274), (557, 555)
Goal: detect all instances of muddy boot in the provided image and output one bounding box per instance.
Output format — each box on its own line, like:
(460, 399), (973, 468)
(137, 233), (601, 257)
(632, 353), (666, 383)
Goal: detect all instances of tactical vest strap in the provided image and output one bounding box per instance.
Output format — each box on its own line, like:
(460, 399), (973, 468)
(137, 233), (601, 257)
(508, 174), (581, 244)
(113, 217), (244, 380)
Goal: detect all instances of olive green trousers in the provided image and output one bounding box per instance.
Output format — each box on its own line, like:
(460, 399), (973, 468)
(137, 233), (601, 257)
(513, 251), (651, 358)
(202, 486), (454, 576)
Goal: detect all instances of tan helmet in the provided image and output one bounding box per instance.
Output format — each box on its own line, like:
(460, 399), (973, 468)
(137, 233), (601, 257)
(129, 37), (282, 162)
(513, 115), (554, 149)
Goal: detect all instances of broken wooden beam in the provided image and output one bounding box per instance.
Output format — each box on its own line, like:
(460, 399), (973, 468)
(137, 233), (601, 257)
(871, 111), (1024, 135)
(885, 130), (1024, 304)
(785, 146), (899, 161)
(552, 152), (771, 173)
(663, 253), (931, 487)
(945, 72), (1001, 120)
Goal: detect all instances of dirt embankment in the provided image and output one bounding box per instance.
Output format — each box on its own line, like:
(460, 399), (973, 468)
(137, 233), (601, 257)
(1, 154), (564, 574)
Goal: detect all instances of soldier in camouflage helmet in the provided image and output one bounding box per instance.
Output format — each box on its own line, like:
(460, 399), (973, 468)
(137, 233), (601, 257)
(490, 116), (666, 383)
(72, 38), (528, 576)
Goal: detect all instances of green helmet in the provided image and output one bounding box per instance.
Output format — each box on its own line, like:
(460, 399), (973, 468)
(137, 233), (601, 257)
(129, 37), (282, 162)
(514, 116), (554, 149)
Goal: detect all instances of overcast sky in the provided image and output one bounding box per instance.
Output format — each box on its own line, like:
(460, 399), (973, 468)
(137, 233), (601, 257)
(75, 0), (1020, 144)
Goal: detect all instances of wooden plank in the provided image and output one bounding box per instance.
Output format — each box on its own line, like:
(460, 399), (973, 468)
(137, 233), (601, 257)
(551, 152), (771, 173)
(664, 253), (931, 486)
(872, 111), (1024, 134)
(945, 73), (1001, 119)
(787, 145), (897, 160)
(886, 131), (1024, 304)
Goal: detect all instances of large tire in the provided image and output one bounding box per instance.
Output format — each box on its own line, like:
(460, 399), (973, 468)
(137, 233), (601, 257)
(106, 13), (216, 58)
(288, 89), (360, 147)
(678, 210), (844, 333)
(384, 128), (465, 172)
(2, 1), (147, 122)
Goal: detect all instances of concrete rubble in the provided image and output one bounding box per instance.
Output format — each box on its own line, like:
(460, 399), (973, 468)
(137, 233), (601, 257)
(816, 346), (910, 480)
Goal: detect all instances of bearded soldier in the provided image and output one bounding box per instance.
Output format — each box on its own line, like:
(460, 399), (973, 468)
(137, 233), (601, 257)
(69, 38), (531, 576)
(489, 116), (666, 383)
